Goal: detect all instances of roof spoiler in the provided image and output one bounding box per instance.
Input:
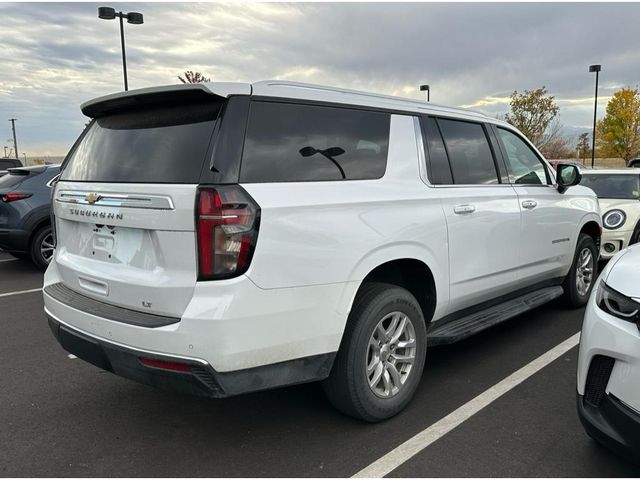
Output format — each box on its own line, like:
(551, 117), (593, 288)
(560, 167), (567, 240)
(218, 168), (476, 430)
(81, 83), (251, 118)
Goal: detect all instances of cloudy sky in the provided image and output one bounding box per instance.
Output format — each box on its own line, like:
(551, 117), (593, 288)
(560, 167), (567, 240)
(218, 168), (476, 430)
(1, 2), (639, 158)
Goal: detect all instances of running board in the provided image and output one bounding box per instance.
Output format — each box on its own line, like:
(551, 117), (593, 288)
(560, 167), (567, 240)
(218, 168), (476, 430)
(428, 286), (564, 346)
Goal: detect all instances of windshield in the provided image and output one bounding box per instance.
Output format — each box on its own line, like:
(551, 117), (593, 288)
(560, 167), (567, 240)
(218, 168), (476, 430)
(580, 174), (640, 199)
(61, 102), (221, 184)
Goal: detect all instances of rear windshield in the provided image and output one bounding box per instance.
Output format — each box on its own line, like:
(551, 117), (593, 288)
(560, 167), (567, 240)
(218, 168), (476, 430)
(580, 174), (640, 199)
(61, 102), (221, 183)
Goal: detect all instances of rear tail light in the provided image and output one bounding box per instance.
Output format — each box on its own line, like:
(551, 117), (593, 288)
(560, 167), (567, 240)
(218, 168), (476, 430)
(1, 193), (32, 202)
(196, 186), (260, 280)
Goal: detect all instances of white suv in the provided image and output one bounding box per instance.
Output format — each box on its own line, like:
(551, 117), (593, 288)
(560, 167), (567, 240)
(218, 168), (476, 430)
(44, 81), (601, 421)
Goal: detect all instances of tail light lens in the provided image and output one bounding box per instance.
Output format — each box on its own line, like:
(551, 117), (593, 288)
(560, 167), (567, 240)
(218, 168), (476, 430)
(1, 193), (32, 202)
(196, 186), (260, 280)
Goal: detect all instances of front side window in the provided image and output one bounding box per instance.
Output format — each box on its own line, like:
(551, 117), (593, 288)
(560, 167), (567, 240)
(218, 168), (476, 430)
(497, 128), (549, 185)
(240, 102), (390, 183)
(437, 119), (499, 185)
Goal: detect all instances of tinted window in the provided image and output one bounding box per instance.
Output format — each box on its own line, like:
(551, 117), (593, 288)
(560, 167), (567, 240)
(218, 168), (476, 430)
(437, 119), (499, 185)
(580, 174), (640, 199)
(61, 103), (221, 183)
(240, 102), (389, 183)
(0, 160), (17, 169)
(423, 117), (453, 184)
(497, 128), (548, 185)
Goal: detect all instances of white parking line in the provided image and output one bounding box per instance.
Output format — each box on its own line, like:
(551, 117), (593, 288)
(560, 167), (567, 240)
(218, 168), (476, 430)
(353, 332), (581, 478)
(0, 287), (42, 298)
(0, 258), (18, 263)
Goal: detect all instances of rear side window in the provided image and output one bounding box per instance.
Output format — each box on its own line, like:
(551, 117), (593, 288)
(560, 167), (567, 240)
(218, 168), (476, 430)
(240, 102), (390, 183)
(422, 117), (453, 185)
(438, 119), (499, 185)
(60, 102), (221, 183)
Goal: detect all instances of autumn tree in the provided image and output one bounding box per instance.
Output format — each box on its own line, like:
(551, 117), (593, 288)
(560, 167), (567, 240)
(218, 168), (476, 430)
(504, 86), (570, 157)
(596, 87), (640, 165)
(178, 71), (211, 84)
(576, 132), (591, 162)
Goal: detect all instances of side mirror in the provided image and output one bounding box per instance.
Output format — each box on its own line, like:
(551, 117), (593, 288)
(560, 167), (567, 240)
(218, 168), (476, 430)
(556, 164), (582, 193)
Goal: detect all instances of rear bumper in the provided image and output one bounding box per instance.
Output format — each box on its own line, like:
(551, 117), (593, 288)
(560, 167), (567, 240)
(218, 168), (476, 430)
(48, 316), (335, 398)
(0, 228), (29, 253)
(577, 393), (640, 463)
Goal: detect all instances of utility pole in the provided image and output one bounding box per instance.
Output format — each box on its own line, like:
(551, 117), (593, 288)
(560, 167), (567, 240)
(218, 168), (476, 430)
(9, 118), (18, 159)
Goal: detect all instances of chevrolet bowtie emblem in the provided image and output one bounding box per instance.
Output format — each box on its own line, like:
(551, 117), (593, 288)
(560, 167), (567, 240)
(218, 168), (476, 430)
(85, 192), (101, 205)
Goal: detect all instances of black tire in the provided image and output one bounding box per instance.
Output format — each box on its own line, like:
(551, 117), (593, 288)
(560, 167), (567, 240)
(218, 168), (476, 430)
(629, 222), (640, 245)
(563, 233), (598, 308)
(322, 282), (427, 422)
(30, 225), (54, 271)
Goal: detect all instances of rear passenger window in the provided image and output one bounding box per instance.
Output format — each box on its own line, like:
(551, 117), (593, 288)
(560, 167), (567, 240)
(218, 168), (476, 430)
(240, 102), (389, 183)
(438, 119), (499, 185)
(423, 117), (453, 185)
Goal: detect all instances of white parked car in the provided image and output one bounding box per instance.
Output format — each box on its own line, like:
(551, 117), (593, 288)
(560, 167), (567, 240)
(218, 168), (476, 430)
(577, 244), (640, 461)
(44, 81), (601, 421)
(580, 170), (640, 259)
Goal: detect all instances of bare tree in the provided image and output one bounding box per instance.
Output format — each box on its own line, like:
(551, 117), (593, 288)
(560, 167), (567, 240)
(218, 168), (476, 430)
(576, 132), (591, 162)
(178, 71), (211, 84)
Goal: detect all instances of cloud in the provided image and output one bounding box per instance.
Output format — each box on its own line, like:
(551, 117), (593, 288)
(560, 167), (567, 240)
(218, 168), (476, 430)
(1, 2), (639, 156)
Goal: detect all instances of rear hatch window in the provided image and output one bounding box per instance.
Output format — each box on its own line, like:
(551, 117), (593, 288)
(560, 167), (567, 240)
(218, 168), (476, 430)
(61, 102), (221, 184)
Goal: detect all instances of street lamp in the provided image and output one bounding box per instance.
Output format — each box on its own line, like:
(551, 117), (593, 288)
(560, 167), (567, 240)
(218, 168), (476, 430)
(420, 84), (430, 102)
(98, 6), (144, 91)
(589, 64), (601, 168)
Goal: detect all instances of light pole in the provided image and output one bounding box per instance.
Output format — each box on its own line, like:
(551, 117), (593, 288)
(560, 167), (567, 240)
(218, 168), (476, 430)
(589, 64), (601, 168)
(420, 84), (430, 102)
(8, 118), (18, 159)
(98, 7), (144, 91)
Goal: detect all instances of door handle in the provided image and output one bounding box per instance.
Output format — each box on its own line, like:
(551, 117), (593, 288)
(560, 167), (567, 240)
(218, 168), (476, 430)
(453, 204), (476, 215)
(522, 200), (538, 210)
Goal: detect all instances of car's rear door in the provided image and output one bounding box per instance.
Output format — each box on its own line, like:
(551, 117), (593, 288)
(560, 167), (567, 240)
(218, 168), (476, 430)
(422, 116), (521, 313)
(53, 99), (223, 318)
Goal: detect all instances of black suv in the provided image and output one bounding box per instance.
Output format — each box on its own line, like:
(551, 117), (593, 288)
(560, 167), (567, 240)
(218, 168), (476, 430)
(0, 164), (60, 269)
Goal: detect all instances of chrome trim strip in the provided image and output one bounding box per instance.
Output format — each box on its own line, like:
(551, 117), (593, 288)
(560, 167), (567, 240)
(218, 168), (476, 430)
(56, 190), (174, 210)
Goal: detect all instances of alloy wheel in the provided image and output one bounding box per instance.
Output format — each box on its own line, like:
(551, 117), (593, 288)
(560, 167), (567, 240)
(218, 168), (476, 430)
(576, 247), (594, 296)
(40, 232), (55, 264)
(366, 311), (417, 398)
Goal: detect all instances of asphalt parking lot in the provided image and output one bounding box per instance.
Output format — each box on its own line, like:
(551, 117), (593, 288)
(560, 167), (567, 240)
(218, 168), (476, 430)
(1, 250), (638, 477)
